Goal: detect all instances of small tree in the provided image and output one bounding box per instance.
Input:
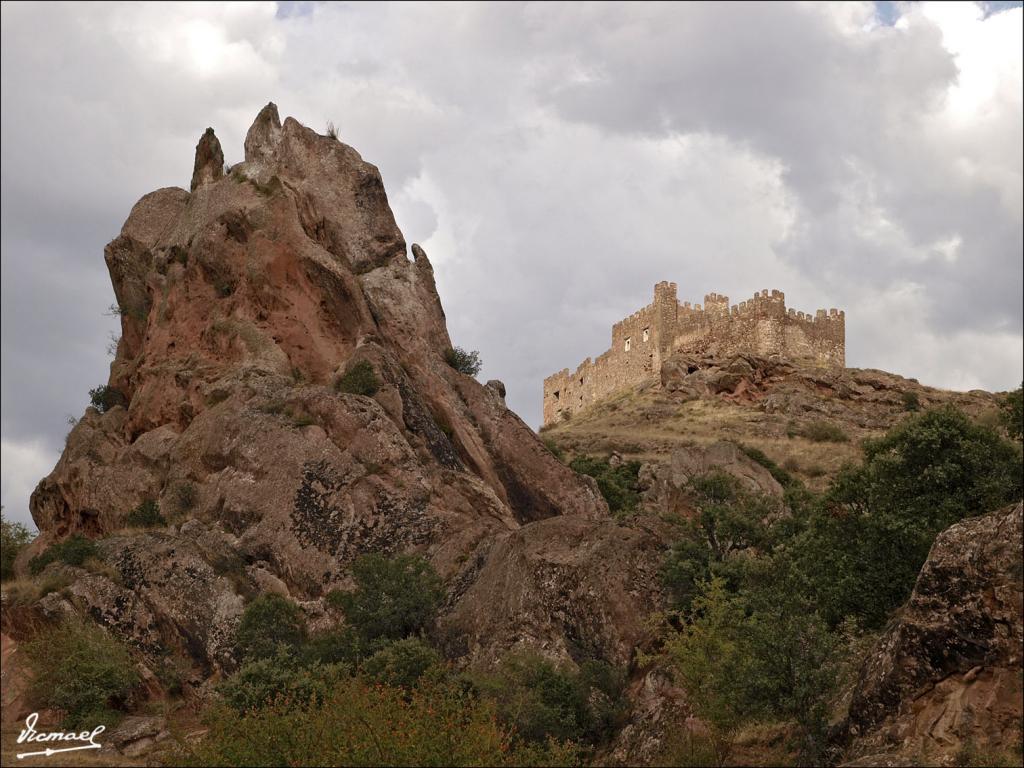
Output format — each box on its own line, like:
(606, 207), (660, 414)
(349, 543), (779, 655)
(1, 508), (35, 580)
(236, 594), (308, 662)
(328, 553), (444, 644)
(24, 620), (139, 728)
(444, 347), (482, 377)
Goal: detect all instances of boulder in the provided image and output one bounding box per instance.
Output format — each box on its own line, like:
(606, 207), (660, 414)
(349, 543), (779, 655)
(842, 502), (1024, 763)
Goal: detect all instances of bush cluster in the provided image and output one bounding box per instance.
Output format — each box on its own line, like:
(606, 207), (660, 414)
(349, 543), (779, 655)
(1, 510), (34, 580)
(569, 455), (642, 517)
(444, 346), (483, 377)
(124, 499), (166, 528)
(88, 384), (126, 413)
(335, 360), (380, 397)
(799, 420), (849, 443)
(658, 404), (1023, 764)
(28, 534), (98, 575)
(23, 620), (139, 728)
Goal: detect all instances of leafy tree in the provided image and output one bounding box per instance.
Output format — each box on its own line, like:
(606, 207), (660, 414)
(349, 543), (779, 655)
(235, 594), (308, 662)
(662, 576), (839, 767)
(901, 390), (921, 412)
(660, 471), (781, 611)
(328, 553), (444, 643)
(444, 346), (483, 376)
(23, 620), (139, 728)
(569, 455), (642, 518)
(1, 508), (34, 580)
(795, 406), (1023, 628)
(662, 578), (751, 766)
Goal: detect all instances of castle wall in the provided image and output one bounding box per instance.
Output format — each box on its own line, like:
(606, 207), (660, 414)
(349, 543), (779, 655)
(543, 283), (845, 425)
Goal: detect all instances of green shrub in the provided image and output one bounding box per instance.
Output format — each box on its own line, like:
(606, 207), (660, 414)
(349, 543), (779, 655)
(568, 455), (642, 518)
(1001, 383), (1023, 440)
(800, 420), (848, 443)
(662, 578), (839, 767)
(218, 649), (345, 713)
(739, 444), (798, 488)
(23, 620), (140, 728)
(795, 406), (1023, 628)
(444, 346), (482, 377)
(301, 626), (369, 667)
(88, 385), (126, 413)
(329, 553), (444, 644)
(336, 360), (380, 397)
(1, 510), (34, 580)
(901, 390), (921, 412)
(542, 437), (566, 462)
(466, 651), (625, 746)
(360, 637), (442, 688)
(124, 499), (165, 528)
(28, 534), (98, 575)
(236, 594), (307, 662)
(177, 677), (579, 767)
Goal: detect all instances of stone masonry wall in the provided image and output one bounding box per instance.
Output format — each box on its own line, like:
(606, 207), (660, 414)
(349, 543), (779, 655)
(542, 283), (844, 425)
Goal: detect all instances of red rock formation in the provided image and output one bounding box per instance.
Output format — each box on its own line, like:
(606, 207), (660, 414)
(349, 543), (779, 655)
(24, 104), (669, 674)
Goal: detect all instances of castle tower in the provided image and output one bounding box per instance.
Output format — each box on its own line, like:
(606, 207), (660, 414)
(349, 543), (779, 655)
(653, 281), (678, 361)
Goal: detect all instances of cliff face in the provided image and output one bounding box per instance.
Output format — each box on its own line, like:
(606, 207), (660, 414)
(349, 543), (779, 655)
(23, 104), (670, 674)
(842, 502), (1023, 765)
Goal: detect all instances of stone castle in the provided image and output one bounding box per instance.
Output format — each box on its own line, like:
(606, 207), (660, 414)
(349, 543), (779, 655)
(542, 281), (845, 425)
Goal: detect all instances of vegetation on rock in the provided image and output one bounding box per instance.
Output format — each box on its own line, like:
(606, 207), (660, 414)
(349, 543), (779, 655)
(569, 455), (642, 518)
(1, 509), (34, 580)
(24, 620), (140, 728)
(327, 553), (444, 643)
(88, 384), (126, 413)
(28, 533), (98, 575)
(444, 346), (483, 376)
(336, 359), (381, 396)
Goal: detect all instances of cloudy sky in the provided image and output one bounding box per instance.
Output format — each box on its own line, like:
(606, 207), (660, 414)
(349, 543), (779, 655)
(2, 1), (1022, 528)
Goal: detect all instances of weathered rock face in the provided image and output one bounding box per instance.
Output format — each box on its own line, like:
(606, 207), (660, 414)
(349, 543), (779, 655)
(841, 502), (1024, 764)
(24, 104), (665, 677)
(640, 440), (784, 519)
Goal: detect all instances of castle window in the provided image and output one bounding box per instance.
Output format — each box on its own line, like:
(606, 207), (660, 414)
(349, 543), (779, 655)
(579, 377), (584, 385)
(553, 390), (560, 401)
(624, 337), (631, 352)
(642, 327), (650, 343)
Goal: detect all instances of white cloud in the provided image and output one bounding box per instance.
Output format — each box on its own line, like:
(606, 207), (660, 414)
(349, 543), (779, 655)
(0, 438), (56, 530)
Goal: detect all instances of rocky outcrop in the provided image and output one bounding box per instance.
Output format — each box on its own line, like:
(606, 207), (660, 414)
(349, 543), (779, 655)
(659, 351), (996, 431)
(22, 104), (665, 678)
(639, 440), (784, 519)
(841, 502), (1024, 764)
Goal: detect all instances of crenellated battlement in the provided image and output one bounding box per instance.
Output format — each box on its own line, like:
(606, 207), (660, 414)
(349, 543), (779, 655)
(543, 280), (845, 425)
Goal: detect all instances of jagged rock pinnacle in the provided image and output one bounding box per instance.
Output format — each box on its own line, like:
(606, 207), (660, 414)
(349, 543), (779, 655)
(244, 102), (282, 167)
(190, 127), (224, 192)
